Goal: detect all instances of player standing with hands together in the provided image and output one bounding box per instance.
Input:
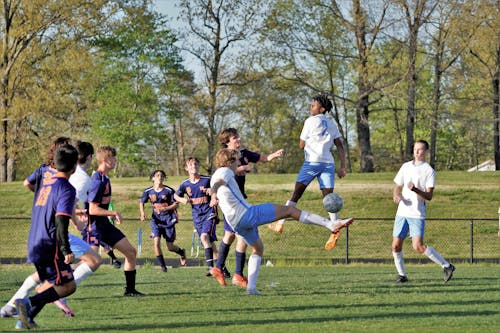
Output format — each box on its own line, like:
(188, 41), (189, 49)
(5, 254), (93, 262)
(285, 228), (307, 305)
(392, 140), (455, 283)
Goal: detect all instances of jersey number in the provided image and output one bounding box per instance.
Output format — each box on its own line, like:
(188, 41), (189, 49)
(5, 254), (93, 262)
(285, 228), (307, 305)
(35, 186), (52, 207)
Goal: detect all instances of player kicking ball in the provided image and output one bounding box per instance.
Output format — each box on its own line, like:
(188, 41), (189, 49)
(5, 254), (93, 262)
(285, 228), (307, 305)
(209, 149), (353, 295)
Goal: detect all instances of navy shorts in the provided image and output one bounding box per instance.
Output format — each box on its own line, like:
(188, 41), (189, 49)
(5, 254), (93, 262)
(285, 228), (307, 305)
(34, 259), (74, 286)
(82, 220), (126, 248)
(151, 222), (176, 242)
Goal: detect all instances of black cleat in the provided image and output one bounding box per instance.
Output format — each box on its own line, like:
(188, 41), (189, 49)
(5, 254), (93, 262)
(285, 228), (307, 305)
(112, 259), (122, 269)
(124, 289), (145, 297)
(394, 275), (408, 283)
(443, 264), (455, 282)
(222, 266), (231, 278)
(161, 266), (168, 272)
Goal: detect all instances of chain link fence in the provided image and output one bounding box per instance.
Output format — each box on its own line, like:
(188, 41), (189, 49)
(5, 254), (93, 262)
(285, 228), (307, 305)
(0, 217), (498, 266)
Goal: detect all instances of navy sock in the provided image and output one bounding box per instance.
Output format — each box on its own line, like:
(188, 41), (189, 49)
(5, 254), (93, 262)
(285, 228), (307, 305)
(216, 241), (231, 269)
(205, 248), (214, 268)
(124, 270), (136, 292)
(29, 287), (60, 319)
(234, 250), (246, 275)
(156, 255), (166, 268)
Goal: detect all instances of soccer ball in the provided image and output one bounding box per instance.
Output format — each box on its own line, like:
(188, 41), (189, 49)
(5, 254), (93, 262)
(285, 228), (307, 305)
(323, 192), (343, 213)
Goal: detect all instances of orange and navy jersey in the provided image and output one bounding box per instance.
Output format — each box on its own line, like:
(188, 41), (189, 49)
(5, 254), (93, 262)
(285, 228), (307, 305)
(175, 176), (216, 223)
(28, 174), (75, 263)
(26, 164), (57, 200)
(87, 170), (112, 225)
(141, 185), (177, 226)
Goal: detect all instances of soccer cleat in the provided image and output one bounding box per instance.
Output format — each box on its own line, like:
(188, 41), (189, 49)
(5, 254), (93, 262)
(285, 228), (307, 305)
(222, 266), (231, 278)
(15, 319), (37, 330)
(231, 274), (248, 288)
(267, 221), (284, 234)
(53, 298), (74, 317)
(246, 288), (261, 295)
(332, 217), (354, 233)
(205, 268), (212, 277)
(443, 264), (455, 282)
(124, 289), (145, 297)
(179, 248), (187, 266)
(324, 230), (341, 250)
(14, 298), (34, 330)
(394, 275), (408, 283)
(112, 259), (122, 269)
(210, 267), (227, 286)
(161, 266), (168, 272)
(1, 304), (18, 318)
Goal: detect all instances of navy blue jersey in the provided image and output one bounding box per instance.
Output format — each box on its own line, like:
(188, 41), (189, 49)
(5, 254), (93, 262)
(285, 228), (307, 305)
(28, 174), (76, 263)
(87, 170), (112, 226)
(26, 164), (57, 200)
(236, 148), (260, 198)
(175, 176), (217, 222)
(141, 185), (177, 227)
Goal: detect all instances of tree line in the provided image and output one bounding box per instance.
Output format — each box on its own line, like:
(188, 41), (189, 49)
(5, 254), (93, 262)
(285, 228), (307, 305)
(0, 0), (498, 182)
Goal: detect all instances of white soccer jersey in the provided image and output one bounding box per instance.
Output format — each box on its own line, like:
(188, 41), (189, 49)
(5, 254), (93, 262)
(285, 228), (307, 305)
(300, 114), (341, 163)
(394, 160), (435, 218)
(210, 167), (251, 229)
(69, 165), (91, 208)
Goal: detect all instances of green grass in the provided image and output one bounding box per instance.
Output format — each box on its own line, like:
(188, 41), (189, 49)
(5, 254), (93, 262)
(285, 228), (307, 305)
(1, 172), (499, 261)
(0, 264), (499, 332)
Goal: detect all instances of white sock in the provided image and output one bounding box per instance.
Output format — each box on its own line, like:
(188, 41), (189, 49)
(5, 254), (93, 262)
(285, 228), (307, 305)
(392, 251), (406, 276)
(73, 262), (94, 285)
(247, 254), (262, 291)
(424, 246), (449, 268)
(7, 275), (38, 307)
(328, 212), (339, 222)
(299, 211), (333, 230)
(277, 201), (296, 225)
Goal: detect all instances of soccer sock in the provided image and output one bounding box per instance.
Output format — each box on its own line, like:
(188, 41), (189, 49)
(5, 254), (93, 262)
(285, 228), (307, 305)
(205, 248), (214, 268)
(424, 246), (449, 268)
(29, 287), (60, 319)
(73, 262), (93, 285)
(278, 201), (296, 225)
(328, 212), (339, 222)
(156, 255), (166, 268)
(124, 270), (137, 292)
(392, 251), (406, 276)
(7, 274), (38, 307)
(299, 211), (333, 230)
(216, 241), (230, 269)
(174, 247), (185, 257)
(234, 250), (246, 276)
(247, 254), (262, 291)
(107, 250), (117, 261)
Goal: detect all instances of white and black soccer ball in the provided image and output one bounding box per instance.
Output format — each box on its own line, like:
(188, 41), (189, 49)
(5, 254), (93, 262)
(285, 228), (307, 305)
(323, 192), (343, 213)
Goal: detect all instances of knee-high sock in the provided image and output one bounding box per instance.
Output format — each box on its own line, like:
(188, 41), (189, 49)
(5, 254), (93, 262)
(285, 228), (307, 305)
(392, 251), (406, 276)
(424, 246), (449, 268)
(247, 254), (262, 291)
(216, 241), (230, 269)
(299, 211), (333, 230)
(234, 251), (246, 275)
(7, 275), (38, 307)
(73, 262), (94, 285)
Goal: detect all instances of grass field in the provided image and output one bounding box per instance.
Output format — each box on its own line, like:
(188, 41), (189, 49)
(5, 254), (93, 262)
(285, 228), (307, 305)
(0, 264), (499, 332)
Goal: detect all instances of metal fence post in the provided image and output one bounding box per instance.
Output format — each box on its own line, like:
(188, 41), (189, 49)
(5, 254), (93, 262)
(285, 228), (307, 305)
(470, 219), (474, 264)
(345, 226), (349, 264)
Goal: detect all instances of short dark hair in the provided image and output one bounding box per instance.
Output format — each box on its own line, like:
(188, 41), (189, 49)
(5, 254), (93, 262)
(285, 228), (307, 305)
(54, 144), (78, 172)
(149, 169), (166, 180)
(414, 139), (430, 150)
(75, 141), (94, 165)
(313, 94), (333, 113)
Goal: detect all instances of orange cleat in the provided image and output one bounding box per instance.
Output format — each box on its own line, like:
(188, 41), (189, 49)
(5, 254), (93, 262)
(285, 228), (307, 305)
(210, 267), (227, 286)
(268, 222), (284, 234)
(231, 274), (248, 288)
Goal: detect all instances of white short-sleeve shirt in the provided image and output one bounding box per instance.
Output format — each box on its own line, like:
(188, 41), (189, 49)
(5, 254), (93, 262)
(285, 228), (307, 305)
(69, 165), (91, 208)
(210, 167), (251, 229)
(300, 114), (341, 163)
(394, 161), (435, 218)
